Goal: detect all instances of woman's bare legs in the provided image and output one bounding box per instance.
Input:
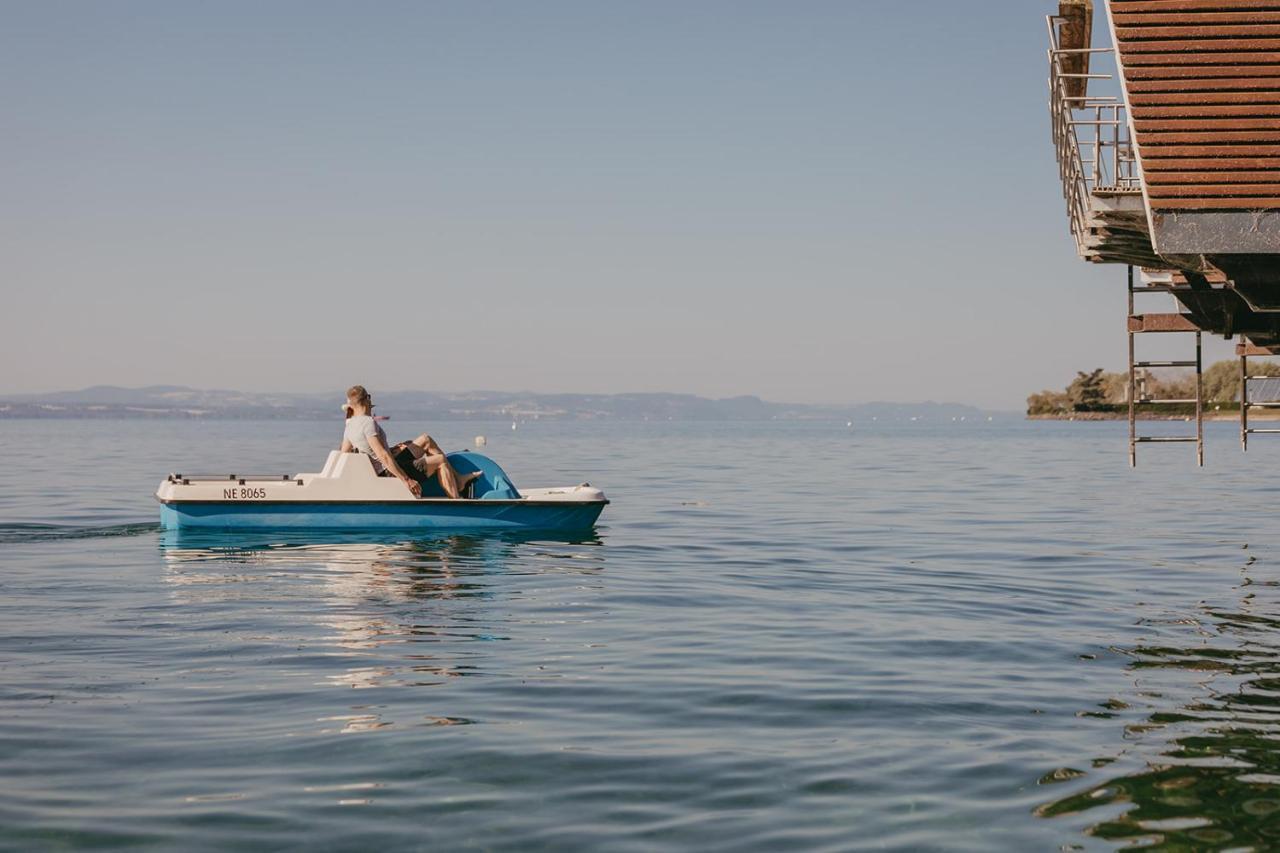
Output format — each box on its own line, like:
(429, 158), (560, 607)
(411, 434), (445, 457)
(409, 434), (481, 498)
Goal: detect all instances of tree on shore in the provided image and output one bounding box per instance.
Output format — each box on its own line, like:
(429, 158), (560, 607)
(1028, 367), (1124, 414)
(1201, 359), (1280, 402)
(1068, 369), (1108, 410)
(1027, 358), (1280, 415)
(1026, 388), (1071, 415)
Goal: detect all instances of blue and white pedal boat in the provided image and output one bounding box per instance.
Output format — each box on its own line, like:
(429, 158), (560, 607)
(156, 450), (608, 533)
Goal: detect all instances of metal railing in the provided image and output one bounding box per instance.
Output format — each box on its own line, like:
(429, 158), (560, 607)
(1047, 15), (1140, 257)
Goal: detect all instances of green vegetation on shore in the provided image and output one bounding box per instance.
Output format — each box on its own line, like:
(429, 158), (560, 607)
(1027, 360), (1280, 416)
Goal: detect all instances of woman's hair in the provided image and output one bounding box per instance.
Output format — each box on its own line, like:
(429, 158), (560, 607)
(345, 385), (372, 419)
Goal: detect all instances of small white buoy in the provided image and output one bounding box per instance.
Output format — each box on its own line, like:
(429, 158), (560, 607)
(475, 435), (487, 447)
(511, 421), (517, 431)
(846, 421), (852, 428)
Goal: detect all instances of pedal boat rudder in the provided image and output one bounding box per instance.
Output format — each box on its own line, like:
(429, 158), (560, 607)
(155, 450), (608, 532)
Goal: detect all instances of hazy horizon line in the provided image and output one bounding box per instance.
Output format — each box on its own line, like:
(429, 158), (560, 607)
(0, 382), (1007, 412)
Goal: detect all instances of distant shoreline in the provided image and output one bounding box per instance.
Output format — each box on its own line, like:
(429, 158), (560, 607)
(1027, 412), (1274, 421)
(0, 386), (993, 422)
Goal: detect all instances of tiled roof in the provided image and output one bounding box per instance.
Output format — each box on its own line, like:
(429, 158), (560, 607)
(1112, 0), (1280, 210)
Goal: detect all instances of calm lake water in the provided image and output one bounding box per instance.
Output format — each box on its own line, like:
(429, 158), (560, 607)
(3, 417), (1280, 851)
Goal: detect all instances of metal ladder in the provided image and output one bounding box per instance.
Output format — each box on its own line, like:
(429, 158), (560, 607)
(1127, 266), (1203, 467)
(1239, 342), (1280, 451)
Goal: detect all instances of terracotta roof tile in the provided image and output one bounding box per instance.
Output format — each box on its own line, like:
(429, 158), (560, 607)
(1112, 0), (1280, 210)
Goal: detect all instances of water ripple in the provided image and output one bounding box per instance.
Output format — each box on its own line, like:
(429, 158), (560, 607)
(1037, 561), (1280, 849)
(4, 419), (1280, 849)
(0, 521), (159, 543)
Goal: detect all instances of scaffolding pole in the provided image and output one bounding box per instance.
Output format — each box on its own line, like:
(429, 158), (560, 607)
(1128, 266), (1136, 467)
(1242, 350), (1249, 451)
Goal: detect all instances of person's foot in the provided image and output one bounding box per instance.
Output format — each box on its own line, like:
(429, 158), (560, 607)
(457, 470), (482, 497)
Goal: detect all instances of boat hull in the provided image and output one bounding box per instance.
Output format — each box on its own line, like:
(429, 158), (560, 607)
(156, 450), (607, 534)
(158, 499), (606, 532)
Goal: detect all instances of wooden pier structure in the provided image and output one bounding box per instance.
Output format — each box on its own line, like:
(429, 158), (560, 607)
(1049, 0), (1280, 465)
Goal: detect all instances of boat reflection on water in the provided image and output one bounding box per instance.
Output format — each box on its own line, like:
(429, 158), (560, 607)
(160, 527), (603, 589)
(158, 529), (606, 694)
(158, 528), (605, 595)
(1037, 574), (1280, 848)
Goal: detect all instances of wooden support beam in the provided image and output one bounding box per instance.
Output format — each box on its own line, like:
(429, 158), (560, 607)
(1129, 313), (1202, 332)
(1057, 1), (1093, 100)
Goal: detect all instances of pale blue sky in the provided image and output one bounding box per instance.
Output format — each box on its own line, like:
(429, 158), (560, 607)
(1, 1), (1231, 408)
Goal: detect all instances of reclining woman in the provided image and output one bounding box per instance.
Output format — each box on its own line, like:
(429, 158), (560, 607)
(340, 385), (479, 498)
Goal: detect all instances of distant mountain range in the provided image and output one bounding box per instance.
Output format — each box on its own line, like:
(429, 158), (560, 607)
(0, 385), (996, 421)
